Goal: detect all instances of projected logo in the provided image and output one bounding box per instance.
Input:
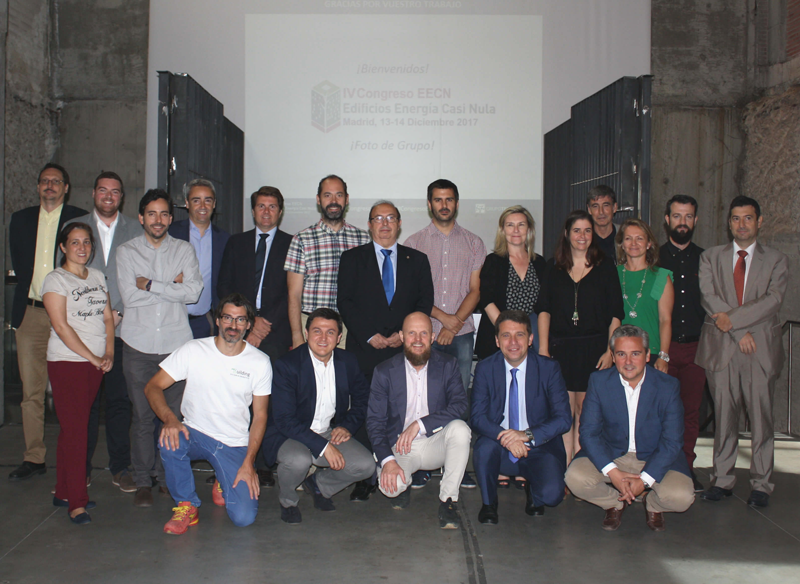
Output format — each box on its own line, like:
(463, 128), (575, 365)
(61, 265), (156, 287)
(311, 80), (341, 133)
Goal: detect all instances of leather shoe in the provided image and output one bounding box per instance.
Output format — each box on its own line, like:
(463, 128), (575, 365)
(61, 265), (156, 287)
(69, 512), (91, 525)
(349, 479), (376, 502)
(280, 504), (302, 524)
(390, 488), (411, 509)
(134, 487), (154, 507)
(478, 502), (498, 524)
(644, 493), (665, 531)
(258, 469), (275, 488)
(158, 486), (171, 496)
(601, 504), (626, 531)
(747, 490), (770, 507)
(8, 461), (46, 481)
(524, 484), (544, 516)
(700, 486), (733, 501)
(303, 475), (335, 511)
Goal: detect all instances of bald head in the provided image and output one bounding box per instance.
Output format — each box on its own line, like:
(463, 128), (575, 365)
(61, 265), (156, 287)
(400, 312), (433, 368)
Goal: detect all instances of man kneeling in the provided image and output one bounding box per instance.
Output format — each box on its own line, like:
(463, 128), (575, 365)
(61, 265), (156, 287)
(565, 325), (694, 532)
(262, 308), (374, 524)
(145, 293), (272, 534)
(367, 312), (471, 529)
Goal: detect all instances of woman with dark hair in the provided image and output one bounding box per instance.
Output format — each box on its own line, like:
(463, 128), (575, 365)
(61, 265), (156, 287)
(615, 218), (674, 373)
(538, 210), (623, 465)
(42, 223), (114, 524)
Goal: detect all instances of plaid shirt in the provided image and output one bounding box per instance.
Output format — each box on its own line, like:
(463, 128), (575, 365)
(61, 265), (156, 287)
(284, 219), (371, 312)
(403, 221), (486, 337)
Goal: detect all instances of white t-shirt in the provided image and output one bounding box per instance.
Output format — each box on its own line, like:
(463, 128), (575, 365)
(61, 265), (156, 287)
(159, 337), (273, 447)
(42, 267), (108, 362)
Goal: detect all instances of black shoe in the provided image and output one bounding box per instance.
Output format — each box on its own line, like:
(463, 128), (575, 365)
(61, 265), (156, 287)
(700, 486), (733, 501)
(280, 504), (302, 524)
(69, 512), (92, 525)
(478, 502), (498, 524)
(350, 479), (376, 502)
(410, 470), (431, 489)
(460, 472), (477, 489)
(438, 497), (460, 529)
(691, 472), (704, 493)
(53, 497), (96, 509)
(391, 488), (411, 509)
(303, 475), (335, 511)
(205, 473), (217, 485)
(525, 485), (545, 516)
(747, 490), (770, 507)
(258, 469), (276, 488)
(8, 461), (46, 481)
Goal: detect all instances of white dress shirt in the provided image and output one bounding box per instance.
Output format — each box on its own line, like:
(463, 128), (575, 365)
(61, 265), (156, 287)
(732, 240), (757, 300)
(380, 358), (429, 467)
(94, 210), (119, 265)
(309, 349), (337, 457)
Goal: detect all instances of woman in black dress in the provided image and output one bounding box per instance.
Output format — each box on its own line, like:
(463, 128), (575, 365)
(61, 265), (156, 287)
(538, 210), (623, 465)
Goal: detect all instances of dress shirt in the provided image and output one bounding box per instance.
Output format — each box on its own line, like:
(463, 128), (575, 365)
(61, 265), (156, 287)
(373, 240), (398, 286)
(255, 226), (277, 310)
(732, 240), (757, 300)
(403, 221), (486, 337)
(117, 234), (203, 354)
(380, 358), (429, 467)
(659, 241), (704, 341)
(30, 204), (63, 301)
(309, 348), (337, 435)
(601, 368), (655, 487)
(94, 210), (119, 265)
(502, 358), (529, 432)
(188, 221), (213, 316)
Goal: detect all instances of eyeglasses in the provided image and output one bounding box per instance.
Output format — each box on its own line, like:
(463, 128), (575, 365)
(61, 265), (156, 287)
(39, 178), (65, 186)
(369, 215), (399, 224)
(220, 315), (248, 325)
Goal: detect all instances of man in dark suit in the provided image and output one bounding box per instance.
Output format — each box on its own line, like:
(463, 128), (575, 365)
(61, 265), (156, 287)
(367, 312), (471, 529)
(471, 310), (571, 524)
(696, 196), (789, 507)
(218, 186), (292, 362)
(169, 178), (230, 338)
(8, 163), (87, 481)
(62, 171), (142, 492)
(263, 308), (374, 524)
(565, 325), (694, 532)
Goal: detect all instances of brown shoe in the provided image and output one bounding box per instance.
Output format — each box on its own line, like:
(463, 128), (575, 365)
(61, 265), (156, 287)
(159, 486), (171, 496)
(112, 471), (137, 493)
(601, 504), (626, 531)
(644, 494), (666, 531)
(134, 487), (153, 507)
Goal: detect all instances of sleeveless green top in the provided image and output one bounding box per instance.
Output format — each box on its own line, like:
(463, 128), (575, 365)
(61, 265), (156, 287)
(616, 265), (672, 354)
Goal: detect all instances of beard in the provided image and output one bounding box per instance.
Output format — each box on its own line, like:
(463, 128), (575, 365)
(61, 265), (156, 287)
(322, 203), (344, 221)
(404, 344), (431, 367)
(668, 224), (694, 245)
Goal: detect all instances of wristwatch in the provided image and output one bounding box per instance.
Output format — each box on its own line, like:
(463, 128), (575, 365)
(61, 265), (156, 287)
(658, 350), (670, 363)
(145, 279), (152, 292)
(524, 428), (535, 445)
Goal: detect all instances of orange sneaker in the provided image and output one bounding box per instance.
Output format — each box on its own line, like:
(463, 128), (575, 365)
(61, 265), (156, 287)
(163, 502), (199, 535)
(212, 480), (225, 507)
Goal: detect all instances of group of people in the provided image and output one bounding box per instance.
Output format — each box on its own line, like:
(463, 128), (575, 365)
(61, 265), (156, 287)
(8, 165), (788, 536)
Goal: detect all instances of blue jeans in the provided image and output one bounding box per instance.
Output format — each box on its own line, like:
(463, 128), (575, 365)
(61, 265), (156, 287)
(160, 428), (258, 527)
(433, 331), (474, 392)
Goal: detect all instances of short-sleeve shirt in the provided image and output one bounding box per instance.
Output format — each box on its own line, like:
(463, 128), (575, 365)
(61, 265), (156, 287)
(403, 222), (486, 337)
(42, 267), (108, 362)
(159, 337), (273, 447)
(284, 219), (371, 312)
(617, 265), (673, 354)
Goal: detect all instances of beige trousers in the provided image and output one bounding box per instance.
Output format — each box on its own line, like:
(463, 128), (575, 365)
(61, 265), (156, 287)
(15, 305), (52, 464)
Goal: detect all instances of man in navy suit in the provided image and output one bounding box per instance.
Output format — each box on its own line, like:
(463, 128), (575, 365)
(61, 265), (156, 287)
(263, 308), (374, 524)
(366, 312), (471, 529)
(565, 325), (694, 532)
(169, 178), (230, 339)
(471, 310), (571, 524)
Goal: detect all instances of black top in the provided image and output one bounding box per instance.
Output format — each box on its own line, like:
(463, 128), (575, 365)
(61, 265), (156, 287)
(659, 240), (705, 341)
(506, 259), (541, 314)
(594, 225), (617, 265)
(540, 256), (624, 338)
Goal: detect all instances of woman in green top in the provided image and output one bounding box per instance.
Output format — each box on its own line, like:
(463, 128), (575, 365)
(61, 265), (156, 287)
(615, 218), (674, 373)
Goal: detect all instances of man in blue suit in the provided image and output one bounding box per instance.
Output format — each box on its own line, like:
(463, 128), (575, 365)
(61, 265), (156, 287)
(565, 325), (694, 532)
(169, 178), (230, 338)
(367, 312), (471, 529)
(471, 310), (571, 524)
(262, 308), (374, 524)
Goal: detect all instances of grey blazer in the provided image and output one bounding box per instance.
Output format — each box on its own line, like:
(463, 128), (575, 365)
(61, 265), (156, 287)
(695, 242), (789, 376)
(62, 212), (142, 335)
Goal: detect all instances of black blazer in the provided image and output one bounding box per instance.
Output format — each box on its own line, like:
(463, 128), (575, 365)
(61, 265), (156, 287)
(475, 252), (547, 360)
(217, 228), (292, 358)
(169, 219), (230, 309)
(337, 242), (434, 377)
(9, 204), (88, 328)
(261, 345), (370, 467)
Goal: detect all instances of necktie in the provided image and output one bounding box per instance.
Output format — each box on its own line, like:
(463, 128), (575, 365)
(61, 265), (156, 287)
(508, 368), (520, 462)
(734, 250), (747, 306)
(381, 249), (394, 304)
(255, 233), (269, 304)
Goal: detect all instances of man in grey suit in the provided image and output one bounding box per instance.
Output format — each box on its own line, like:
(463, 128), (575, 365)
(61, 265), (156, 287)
(696, 196), (789, 507)
(63, 171), (142, 492)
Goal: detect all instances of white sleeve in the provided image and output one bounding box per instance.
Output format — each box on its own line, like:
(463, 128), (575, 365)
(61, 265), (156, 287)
(158, 343), (192, 383)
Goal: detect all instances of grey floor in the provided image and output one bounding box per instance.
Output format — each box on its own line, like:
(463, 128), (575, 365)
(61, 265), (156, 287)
(1, 424), (799, 584)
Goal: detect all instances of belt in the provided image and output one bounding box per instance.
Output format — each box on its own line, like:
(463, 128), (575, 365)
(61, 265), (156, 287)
(675, 335), (699, 344)
(27, 299), (46, 309)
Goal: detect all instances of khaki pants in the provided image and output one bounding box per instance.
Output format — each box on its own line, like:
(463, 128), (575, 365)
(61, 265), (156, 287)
(16, 305), (51, 464)
(300, 312), (348, 349)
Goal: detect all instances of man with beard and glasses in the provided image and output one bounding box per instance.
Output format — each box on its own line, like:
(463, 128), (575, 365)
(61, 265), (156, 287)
(117, 189), (203, 507)
(145, 294), (271, 534)
(658, 194), (706, 492)
(366, 312), (471, 529)
(285, 175), (370, 350)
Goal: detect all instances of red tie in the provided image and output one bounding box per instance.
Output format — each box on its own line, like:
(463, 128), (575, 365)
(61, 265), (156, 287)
(734, 250), (747, 306)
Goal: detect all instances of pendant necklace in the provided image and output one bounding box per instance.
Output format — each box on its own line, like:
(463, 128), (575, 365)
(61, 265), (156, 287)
(569, 265), (585, 326)
(622, 266), (647, 319)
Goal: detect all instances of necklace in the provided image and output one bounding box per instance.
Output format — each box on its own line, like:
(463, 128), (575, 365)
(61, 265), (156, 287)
(568, 265), (586, 326)
(622, 266), (647, 319)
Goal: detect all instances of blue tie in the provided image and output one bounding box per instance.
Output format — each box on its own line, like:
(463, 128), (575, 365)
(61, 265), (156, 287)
(508, 368), (520, 462)
(381, 249), (394, 304)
